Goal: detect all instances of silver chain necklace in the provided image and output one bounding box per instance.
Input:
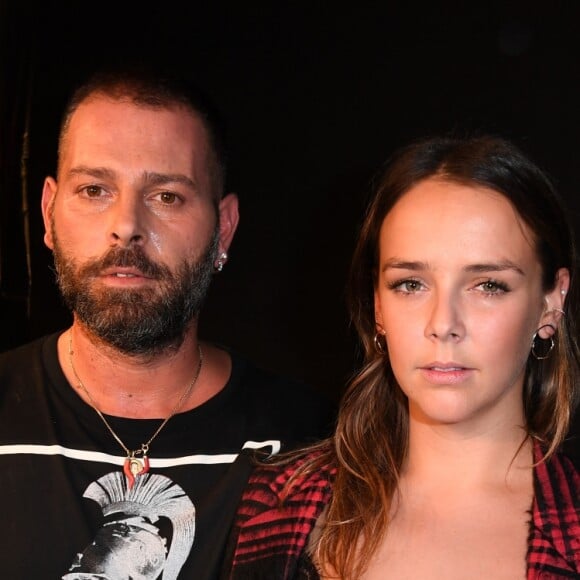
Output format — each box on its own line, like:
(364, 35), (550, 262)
(67, 330), (203, 488)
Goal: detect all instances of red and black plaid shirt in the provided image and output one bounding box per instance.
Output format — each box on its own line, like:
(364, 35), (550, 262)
(224, 441), (579, 579)
(528, 441), (580, 577)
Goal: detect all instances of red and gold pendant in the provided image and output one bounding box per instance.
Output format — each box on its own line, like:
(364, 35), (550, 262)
(123, 455), (150, 489)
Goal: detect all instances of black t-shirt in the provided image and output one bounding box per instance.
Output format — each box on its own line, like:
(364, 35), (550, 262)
(0, 333), (336, 579)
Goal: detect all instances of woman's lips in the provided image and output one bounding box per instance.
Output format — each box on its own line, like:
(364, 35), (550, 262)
(420, 364), (474, 385)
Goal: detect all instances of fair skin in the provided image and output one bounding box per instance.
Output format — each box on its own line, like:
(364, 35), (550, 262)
(363, 178), (568, 579)
(41, 95), (239, 418)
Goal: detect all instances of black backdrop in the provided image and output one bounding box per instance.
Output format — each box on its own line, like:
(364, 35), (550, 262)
(2, 1), (579, 459)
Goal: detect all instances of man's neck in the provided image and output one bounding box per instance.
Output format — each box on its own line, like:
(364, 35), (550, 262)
(57, 323), (230, 418)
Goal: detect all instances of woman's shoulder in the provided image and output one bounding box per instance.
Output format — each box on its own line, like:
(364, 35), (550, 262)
(529, 441), (580, 576)
(533, 441), (580, 497)
(241, 447), (336, 517)
(224, 447), (335, 576)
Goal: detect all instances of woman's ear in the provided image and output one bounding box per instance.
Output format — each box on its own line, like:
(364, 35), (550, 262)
(538, 267), (570, 337)
(374, 290), (385, 333)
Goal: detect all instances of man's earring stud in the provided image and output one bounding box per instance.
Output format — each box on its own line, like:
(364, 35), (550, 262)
(215, 252), (228, 272)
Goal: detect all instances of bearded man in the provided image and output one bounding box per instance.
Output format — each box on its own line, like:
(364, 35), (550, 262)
(0, 63), (334, 579)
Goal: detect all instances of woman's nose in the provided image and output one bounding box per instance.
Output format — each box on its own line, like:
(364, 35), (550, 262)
(424, 291), (465, 341)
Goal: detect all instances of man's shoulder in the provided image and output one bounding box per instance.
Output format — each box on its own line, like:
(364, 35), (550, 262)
(0, 333), (62, 401)
(230, 351), (319, 396)
(0, 333), (56, 369)
(0, 334), (61, 418)
(226, 349), (338, 444)
(231, 350), (336, 403)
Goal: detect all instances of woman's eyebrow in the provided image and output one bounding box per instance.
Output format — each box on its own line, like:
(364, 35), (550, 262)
(380, 259), (525, 276)
(381, 259), (428, 273)
(464, 261), (525, 276)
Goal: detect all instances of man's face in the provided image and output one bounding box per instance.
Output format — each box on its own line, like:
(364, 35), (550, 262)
(42, 96), (238, 355)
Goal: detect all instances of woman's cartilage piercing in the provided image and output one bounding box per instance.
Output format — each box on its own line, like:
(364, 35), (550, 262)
(548, 308), (566, 316)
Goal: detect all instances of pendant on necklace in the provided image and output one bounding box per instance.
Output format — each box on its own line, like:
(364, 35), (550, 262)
(123, 455), (150, 489)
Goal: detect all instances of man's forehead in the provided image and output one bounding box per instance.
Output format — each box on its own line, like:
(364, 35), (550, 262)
(60, 93), (221, 198)
(70, 94), (203, 129)
(61, 97), (209, 158)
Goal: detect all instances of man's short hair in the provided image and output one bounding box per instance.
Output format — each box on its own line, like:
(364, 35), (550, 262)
(58, 61), (228, 199)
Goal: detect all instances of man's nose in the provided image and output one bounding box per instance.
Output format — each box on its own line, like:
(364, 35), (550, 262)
(108, 195), (147, 247)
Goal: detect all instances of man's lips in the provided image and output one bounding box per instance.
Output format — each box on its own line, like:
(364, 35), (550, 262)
(99, 267), (155, 280)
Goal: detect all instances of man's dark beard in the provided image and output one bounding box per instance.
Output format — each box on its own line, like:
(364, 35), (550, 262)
(52, 231), (219, 356)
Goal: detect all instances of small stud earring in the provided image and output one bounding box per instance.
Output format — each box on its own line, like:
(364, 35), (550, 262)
(215, 252), (228, 272)
(561, 289), (567, 295)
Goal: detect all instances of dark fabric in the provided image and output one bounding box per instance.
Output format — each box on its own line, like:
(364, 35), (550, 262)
(0, 332), (335, 580)
(225, 442), (579, 579)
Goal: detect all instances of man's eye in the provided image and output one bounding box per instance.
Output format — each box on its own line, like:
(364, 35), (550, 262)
(159, 192), (178, 204)
(84, 185), (103, 197)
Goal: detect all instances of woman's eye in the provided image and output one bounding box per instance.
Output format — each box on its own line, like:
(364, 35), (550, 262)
(477, 280), (509, 294)
(389, 279), (423, 293)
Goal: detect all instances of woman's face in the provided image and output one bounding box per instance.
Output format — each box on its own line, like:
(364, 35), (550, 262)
(374, 177), (567, 431)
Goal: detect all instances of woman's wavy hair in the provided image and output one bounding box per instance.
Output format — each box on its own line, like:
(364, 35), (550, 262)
(306, 134), (580, 579)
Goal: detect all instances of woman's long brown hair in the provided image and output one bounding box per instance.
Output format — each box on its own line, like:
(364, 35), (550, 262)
(284, 134), (580, 579)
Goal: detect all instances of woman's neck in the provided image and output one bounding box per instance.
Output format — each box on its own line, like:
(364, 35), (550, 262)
(402, 415), (533, 492)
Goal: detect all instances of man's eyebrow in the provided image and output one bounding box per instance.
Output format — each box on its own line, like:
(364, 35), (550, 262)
(143, 171), (197, 190)
(67, 165), (115, 180)
(66, 166), (198, 190)
(381, 259), (525, 276)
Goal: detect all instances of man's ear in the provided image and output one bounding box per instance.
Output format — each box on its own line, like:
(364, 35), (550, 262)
(537, 267), (570, 338)
(217, 193), (239, 254)
(41, 177), (57, 250)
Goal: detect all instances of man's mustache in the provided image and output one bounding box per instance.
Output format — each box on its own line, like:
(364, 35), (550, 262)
(79, 247), (169, 279)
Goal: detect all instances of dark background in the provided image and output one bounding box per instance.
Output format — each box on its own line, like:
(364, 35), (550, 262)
(2, 1), (579, 459)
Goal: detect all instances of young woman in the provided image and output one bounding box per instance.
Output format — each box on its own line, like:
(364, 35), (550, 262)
(222, 135), (580, 579)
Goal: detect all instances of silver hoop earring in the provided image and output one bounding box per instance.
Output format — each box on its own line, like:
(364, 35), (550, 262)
(531, 324), (556, 360)
(374, 332), (387, 355)
(215, 252), (228, 272)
